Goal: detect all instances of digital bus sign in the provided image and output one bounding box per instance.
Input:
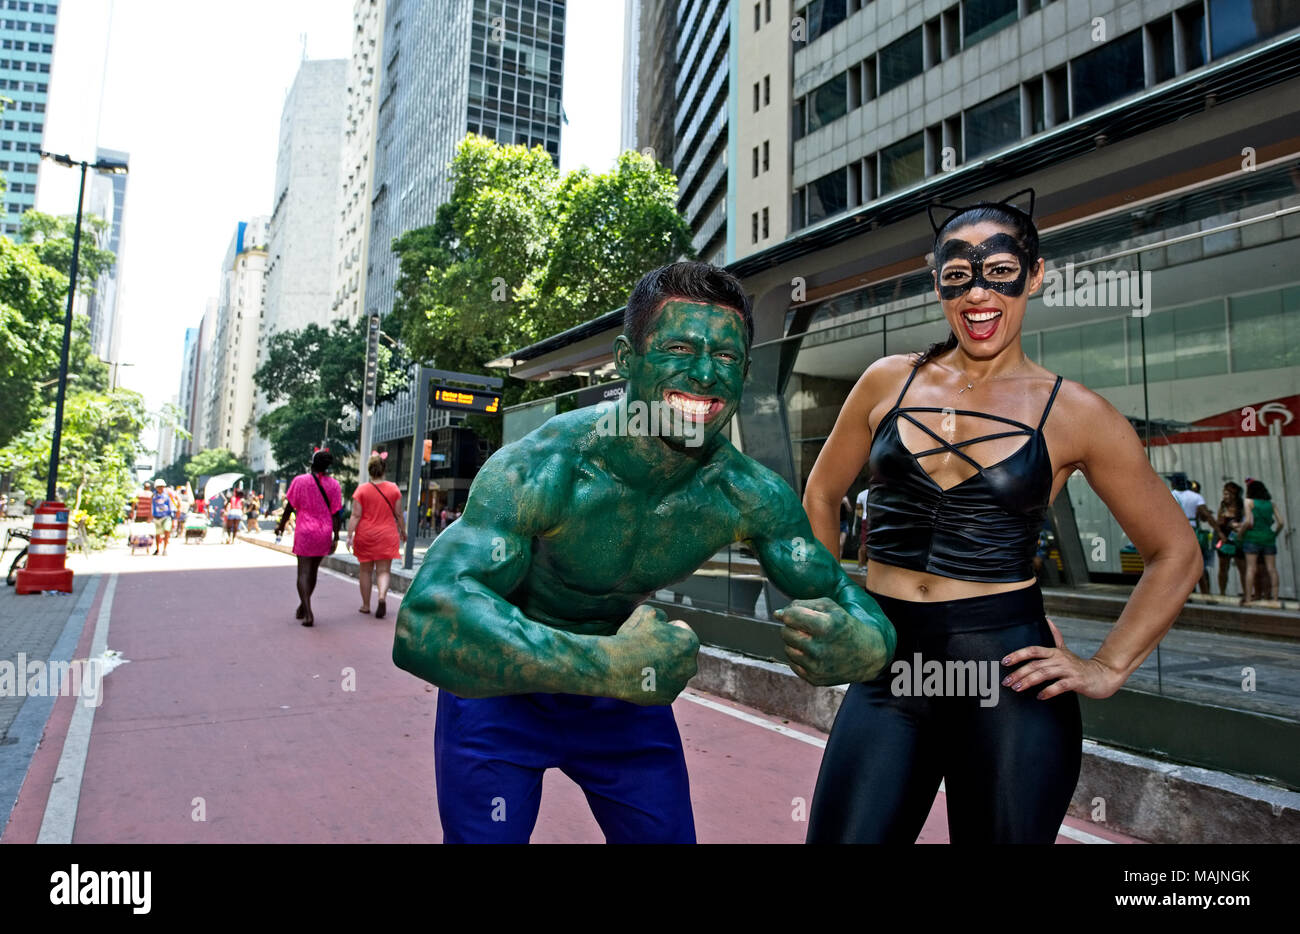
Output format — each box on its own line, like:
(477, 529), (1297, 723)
(432, 386), (501, 414)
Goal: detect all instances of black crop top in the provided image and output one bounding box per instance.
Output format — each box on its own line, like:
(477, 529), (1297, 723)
(865, 363), (1063, 582)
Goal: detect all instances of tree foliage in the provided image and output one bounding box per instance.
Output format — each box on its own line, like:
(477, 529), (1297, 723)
(391, 138), (694, 442)
(253, 315), (407, 479)
(0, 387), (149, 539)
(0, 236), (69, 448)
(20, 210), (117, 295)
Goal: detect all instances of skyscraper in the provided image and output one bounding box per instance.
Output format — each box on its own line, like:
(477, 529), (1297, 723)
(0, 0), (56, 237)
(329, 0), (386, 324)
(85, 146), (129, 361)
(366, 0), (566, 447)
(249, 58), (347, 477)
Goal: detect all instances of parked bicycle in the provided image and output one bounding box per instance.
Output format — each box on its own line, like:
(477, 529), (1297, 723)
(3, 525), (31, 586)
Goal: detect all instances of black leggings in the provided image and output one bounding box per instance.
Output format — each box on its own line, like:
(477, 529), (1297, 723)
(296, 555), (324, 617)
(807, 584), (1081, 844)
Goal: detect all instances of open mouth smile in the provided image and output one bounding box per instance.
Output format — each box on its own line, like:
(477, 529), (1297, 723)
(663, 390), (726, 422)
(960, 307), (1002, 341)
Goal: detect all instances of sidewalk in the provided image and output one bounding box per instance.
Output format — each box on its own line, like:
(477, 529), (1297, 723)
(0, 567), (100, 829)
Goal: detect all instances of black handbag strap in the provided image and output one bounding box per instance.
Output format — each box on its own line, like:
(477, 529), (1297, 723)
(371, 481), (401, 525)
(311, 473), (338, 534)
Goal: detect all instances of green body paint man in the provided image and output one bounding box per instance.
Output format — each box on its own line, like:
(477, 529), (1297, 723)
(394, 262), (895, 843)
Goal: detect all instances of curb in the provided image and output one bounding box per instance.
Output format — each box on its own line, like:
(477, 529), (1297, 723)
(689, 646), (1300, 844)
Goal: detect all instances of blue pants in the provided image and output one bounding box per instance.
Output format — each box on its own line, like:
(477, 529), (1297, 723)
(434, 691), (696, 844)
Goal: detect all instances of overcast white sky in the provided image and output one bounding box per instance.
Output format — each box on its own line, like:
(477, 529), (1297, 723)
(36, 0), (625, 415)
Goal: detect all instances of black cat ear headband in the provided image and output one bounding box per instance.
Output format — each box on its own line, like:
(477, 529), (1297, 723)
(925, 187), (1036, 235)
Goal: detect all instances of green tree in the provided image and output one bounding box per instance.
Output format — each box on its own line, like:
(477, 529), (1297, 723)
(253, 315), (406, 479)
(0, 387), (149, 540)
(0, 236), (73, 448)
(19, 210), (117, 295)
(391, 138), (693, 442)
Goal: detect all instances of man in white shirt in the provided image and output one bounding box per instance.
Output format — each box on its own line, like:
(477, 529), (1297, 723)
(1170, 475), (1214, 594)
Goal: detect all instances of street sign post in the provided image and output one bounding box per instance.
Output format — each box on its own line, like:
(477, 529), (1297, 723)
(403, 367), (504, 570)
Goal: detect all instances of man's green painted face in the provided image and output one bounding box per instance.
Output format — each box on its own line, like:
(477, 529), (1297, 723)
(618, 299), (749, 448)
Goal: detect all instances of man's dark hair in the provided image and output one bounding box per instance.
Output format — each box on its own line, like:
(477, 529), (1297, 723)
(624, 261), (753, 353)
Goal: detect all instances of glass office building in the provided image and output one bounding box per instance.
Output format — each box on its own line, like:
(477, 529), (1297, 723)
(0, 0), (55, 237)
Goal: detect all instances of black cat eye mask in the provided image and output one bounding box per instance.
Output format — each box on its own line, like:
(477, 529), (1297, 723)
(935, 233), (1031, 300)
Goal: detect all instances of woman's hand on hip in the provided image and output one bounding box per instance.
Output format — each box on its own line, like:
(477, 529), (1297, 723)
(1001, 619), (1125, 700)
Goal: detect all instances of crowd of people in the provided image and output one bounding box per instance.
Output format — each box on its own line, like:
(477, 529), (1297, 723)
(125, 479), (272, 552)
(1170, 474), (1288, 604)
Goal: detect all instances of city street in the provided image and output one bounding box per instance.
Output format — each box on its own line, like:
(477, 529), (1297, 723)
(0, 535), (1139, 844)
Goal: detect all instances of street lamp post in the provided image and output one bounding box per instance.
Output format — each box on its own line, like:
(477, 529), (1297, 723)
(14, 152), (128, 596)
(38, 150), (129, 502)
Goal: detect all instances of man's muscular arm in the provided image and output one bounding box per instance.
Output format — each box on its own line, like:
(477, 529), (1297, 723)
(740, 467), (896, 685)
(392, 442), (697, 704)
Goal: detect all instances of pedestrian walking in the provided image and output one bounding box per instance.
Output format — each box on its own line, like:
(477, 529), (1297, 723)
(346, 451), (407, 619)
(244, 493), (261, 534)
(150, 479), (175, 555)
(223, 489), (244, 544)
(797, 189), (1200, 843)
(1240, 478), (1286, 603)
(276, 449), (343, 627)
(854, 486), (870, 570)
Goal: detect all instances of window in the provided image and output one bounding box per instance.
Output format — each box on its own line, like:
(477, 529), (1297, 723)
(755, 2), (760, 30)
(753, 81), (759, 112)
(763, 75), (770, 105)
(1024, 78), (1045, 133)
(805, 167), (848, 224)
(1229, 287), (1300, 373)
(765, 0), (771, 22)
(762, 140), (769, 172)
(1210, 0), (1300, 58)
(793, 98), (806, 140)
(1149, 16), (1175, 83)
(879, 27), (924, 95)
(1177, 2), (1206, 70)
(963, 0), (1017, 46)
(798, 0), (848, 44)
(752, 211), (759, 244)
(879, 132), (925, 194)
(965, 87), (1020, 158)
(762, 206), (769, 239)
(753, 145), (759, 177)
(1072, 29), (1143, 116)
(1046, 65), (1068, 125)
(807, 72), (847, 132)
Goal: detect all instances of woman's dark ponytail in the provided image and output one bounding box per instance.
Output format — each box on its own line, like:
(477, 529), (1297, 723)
(913, 331), (958, 367)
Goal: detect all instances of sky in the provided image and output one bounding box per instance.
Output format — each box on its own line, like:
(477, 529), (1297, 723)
(36, 0), (626, 416)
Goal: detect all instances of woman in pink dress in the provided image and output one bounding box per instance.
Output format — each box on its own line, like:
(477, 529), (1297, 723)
(275, 449), (343, 627)
(346, 451), (407, 619)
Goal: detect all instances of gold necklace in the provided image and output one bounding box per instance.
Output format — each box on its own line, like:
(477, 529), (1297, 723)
(956, 358), (1028, 395)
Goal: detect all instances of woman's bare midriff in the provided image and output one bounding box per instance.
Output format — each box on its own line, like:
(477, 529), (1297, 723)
(865, 560), (1035, 602)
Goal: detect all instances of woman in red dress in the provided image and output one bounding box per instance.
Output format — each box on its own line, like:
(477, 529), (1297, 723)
(346, 451), (406, 619)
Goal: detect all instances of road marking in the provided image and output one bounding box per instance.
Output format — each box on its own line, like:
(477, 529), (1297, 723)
(681, 688), (1111, 844)
(680, 691), (827, 748)
(37, 573), (117, 844)
(1056, 822), (1114, 844)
